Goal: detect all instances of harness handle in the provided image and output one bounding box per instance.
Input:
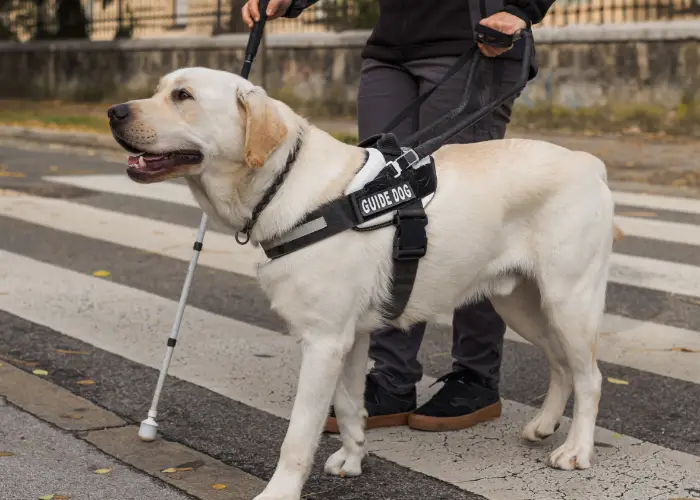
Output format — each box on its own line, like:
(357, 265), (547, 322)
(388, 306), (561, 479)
(412, 29), (534, 158)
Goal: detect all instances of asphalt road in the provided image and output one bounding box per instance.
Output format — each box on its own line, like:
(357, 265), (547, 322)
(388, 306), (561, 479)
(0, 142), (699, 500)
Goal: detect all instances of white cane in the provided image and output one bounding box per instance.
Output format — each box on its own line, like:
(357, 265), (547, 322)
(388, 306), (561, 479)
(138, 2), (271, 441)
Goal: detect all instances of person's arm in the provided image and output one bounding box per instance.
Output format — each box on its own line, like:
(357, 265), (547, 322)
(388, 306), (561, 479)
(502, 0), (557, 27)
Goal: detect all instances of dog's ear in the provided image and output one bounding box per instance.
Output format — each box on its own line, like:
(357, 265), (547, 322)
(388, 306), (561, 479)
(236, 87), (288, 169)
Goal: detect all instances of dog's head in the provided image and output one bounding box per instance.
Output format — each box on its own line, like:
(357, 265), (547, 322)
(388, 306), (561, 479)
(108, 67), (289, 184)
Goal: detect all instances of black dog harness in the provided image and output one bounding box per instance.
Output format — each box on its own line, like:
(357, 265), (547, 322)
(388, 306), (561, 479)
(235, 27), (534, 320)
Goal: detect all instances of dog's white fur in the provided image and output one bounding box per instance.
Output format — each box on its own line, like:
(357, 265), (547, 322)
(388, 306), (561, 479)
(116, 67), (621, 500)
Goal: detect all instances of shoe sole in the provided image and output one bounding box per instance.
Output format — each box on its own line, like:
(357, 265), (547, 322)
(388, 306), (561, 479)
(324, 412), (411, 434)
(407, 401), (502, 432)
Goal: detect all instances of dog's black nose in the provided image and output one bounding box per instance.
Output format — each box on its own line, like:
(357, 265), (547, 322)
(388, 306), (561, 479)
(107, 104), (130, 122)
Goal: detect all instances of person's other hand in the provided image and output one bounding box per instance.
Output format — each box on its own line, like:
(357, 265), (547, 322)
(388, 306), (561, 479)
(477, 12), (527, 57)
(242, 0), (293, 28)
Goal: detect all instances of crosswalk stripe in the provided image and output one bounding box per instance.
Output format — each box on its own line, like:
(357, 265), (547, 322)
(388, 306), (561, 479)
(615, 215), (700, 246)
(0, 189), (264, 278)
(44, 174), (200, 208)
(46, 174), (700, 248)
(610, 252), (700, 298)
(505, 314), (700, 384)
(4, 189), (700, 302)
(613, 190), (700, 215)
(0, 249), (696, 500)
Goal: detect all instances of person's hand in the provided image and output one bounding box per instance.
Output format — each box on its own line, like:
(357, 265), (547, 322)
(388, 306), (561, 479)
(477, 11), (527, 57)
(242, 0), (293, 28)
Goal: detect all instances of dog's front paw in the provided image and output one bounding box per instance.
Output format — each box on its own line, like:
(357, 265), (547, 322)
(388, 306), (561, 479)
(548, 440), (593, 470)
(324, 447), (363, 477)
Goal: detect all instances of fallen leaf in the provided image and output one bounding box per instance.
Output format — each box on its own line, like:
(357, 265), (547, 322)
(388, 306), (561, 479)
(94, 468), (112, 474)
(671, 347), (699, 353)
(32, 369), (49, 376)
(92, 270), (110, 278)
(54, 496), (70, 500)
(38, 495), (55, 500)
(0, 363), (3, 367)
(161, 467), (194, 473)
(617, 211), (657, 217)
(607, 377), (628, 385)
(611, 433), (622, 439)
(77, 379), (95, 385)
(54, 349), (89, 355)
(49, 165), (59, 172)
(0, 452), (15, 457)
(0, 171), (25, 178)
(212, 484), (227, 490)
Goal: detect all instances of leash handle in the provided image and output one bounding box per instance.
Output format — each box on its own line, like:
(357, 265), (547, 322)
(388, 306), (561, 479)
(413, 29), (534, 157)
(474, 23), (521, 48)
(241, 0), (270, 79)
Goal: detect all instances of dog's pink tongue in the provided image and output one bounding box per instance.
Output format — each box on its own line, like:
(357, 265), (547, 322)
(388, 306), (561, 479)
(143, 154), (165, 161)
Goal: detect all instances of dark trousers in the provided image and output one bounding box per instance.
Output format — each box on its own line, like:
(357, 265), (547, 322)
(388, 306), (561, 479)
(357, 53), (523, 395)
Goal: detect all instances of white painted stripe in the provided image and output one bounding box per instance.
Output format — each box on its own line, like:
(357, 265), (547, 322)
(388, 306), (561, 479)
(0, 250), (696, 500)
(0, 189), (263, 278)
(44, 174), (200, 208)
(505, 314), (700, 384)
(616, 215), (700, 246)
(610, 252), (700, 298)
(46, 175), (700, 249)
(614, 190), (700, 215)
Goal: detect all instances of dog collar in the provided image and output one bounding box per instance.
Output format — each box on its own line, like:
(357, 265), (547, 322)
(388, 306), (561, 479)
(235, 133), (304, 245)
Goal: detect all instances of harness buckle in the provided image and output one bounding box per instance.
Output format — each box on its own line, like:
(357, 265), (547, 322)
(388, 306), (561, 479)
(387, 149), (421, 178)
(392, 207), (428, 261)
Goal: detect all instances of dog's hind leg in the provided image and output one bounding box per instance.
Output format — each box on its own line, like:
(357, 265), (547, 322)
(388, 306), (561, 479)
(254, 323), (356, 500)
(490, 279), (572, 443)
(324, 331), (370, 478)
(540, 262), (608, 471)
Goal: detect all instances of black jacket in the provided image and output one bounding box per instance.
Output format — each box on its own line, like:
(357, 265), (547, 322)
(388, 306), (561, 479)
(285, 1), (555, 63)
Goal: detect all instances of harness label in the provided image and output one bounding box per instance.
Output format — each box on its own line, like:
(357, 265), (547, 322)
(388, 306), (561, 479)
(357, 182), (416, 218)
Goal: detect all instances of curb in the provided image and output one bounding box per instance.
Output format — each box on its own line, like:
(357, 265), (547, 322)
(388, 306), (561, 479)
(0, 362), (266, 499)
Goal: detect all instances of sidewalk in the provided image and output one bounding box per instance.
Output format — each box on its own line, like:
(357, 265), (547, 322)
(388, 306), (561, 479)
(0, 363), (265, 500)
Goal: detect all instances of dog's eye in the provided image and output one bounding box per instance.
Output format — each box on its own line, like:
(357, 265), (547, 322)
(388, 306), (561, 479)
(173, 89), (194, 101)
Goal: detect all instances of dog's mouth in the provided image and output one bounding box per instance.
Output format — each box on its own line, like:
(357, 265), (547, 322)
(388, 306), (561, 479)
(118, 138), (204, 184)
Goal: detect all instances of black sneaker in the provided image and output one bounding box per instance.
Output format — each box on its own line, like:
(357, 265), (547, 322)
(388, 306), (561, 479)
(407, 368), (501, 432)
(325, 375), (417, 433)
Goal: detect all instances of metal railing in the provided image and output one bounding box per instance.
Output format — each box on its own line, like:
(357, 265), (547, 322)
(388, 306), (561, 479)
(2, 0), (699, 42)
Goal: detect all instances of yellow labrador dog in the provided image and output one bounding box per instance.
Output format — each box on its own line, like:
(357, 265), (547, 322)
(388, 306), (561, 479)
(109, 67), (620, 500)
